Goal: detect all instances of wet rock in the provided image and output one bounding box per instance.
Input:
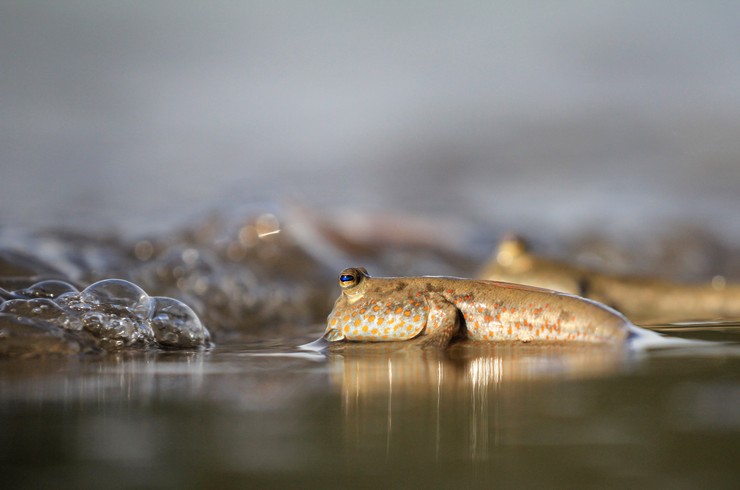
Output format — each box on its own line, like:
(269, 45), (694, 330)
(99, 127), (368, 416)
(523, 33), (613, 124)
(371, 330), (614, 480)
(0, 249), (66, 278)
(0, 313), (98, 358)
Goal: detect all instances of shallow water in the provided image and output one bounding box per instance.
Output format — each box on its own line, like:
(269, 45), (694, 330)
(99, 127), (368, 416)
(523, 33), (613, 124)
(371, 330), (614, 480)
(2, 322), (739, 489)
(3, 3), (740, 486)
(1, 212), (740, 488)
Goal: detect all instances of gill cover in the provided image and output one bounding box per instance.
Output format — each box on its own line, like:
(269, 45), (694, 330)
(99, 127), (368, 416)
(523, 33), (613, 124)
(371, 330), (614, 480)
(324, 267), (429, 342)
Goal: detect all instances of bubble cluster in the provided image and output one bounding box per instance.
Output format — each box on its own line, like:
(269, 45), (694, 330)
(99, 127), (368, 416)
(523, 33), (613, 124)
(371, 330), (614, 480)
(0, 278), (209, 355)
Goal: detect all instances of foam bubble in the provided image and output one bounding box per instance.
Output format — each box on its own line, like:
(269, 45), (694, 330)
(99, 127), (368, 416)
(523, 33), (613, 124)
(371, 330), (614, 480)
(80, 279), (153, 319)
(0, 298), (68, 322)
(2, 277), (210, 353)
(149, 296), (209, 348)
(13, 280), (79, 299)
(81, 310), (154, 347)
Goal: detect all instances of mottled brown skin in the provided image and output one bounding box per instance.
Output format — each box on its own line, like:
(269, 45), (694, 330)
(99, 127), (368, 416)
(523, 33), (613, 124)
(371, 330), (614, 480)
(323, 267), (632, 348)
(480, 236), (740, 323)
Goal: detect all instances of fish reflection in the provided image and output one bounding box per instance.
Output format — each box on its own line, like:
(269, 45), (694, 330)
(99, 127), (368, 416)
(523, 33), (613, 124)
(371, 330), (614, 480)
(326, 341), (626, 460)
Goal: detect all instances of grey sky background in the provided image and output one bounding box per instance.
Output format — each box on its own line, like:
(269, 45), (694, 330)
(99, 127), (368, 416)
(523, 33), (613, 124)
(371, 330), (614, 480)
(2, 2), (739, 239)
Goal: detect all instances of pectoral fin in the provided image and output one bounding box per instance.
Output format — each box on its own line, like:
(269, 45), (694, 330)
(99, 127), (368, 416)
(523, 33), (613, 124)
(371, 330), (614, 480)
(414, 297), (460, 348)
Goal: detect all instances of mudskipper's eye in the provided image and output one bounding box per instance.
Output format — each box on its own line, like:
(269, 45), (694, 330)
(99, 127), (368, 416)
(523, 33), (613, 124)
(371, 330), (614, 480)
(338, 267), (367, 289)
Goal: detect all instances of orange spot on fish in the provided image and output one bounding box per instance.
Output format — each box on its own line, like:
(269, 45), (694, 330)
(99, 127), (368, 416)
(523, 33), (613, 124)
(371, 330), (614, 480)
(362, 325), (368, 333)
(371, 328), (378, 335)
(395, 307), (403, 314)
(377, 318), (385, 325)
(413, 315), (421, 322)
(353, 319), (361, 327)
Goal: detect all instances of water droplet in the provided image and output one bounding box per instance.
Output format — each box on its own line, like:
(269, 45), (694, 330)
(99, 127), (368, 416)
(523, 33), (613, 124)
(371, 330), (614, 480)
(134, 240), (155, 261)
(238, 225), (258, 247)
(255, 213), (280, 239)
(181, 248), (199, 265)
(14, 280), (79, 300)
(711, 275), (726, 291)
(80, 279), (152, 319)
(149, 296), (209, 347)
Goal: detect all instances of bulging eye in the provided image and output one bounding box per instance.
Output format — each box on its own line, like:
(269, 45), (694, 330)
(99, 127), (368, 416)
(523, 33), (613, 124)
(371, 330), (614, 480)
(338, 267), (367, 289)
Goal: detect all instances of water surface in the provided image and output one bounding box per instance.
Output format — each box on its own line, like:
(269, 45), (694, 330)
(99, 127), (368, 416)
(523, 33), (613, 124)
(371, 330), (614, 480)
(2, 324), (738, 489)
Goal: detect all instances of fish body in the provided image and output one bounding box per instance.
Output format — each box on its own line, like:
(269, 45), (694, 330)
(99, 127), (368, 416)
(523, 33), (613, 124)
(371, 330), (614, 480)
(481, 236), (740, 322)
(324, 267), (632, 347)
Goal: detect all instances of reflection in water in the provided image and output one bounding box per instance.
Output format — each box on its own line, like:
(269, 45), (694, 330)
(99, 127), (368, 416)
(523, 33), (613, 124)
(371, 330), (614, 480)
(326, 341), (627, 461)
(0, 325), (738, 488)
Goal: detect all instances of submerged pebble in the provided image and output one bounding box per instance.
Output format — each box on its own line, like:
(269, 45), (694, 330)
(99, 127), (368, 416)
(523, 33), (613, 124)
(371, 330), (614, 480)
(0, 278), (210, 356)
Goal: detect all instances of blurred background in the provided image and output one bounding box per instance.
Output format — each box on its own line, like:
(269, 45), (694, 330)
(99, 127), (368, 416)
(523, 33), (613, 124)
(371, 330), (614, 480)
(2, 1), (740, 241)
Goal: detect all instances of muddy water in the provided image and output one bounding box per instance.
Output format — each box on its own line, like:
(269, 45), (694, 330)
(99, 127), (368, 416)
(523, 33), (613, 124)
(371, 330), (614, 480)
(3, 2), (740, 487)
(1, 324), (739, 489)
